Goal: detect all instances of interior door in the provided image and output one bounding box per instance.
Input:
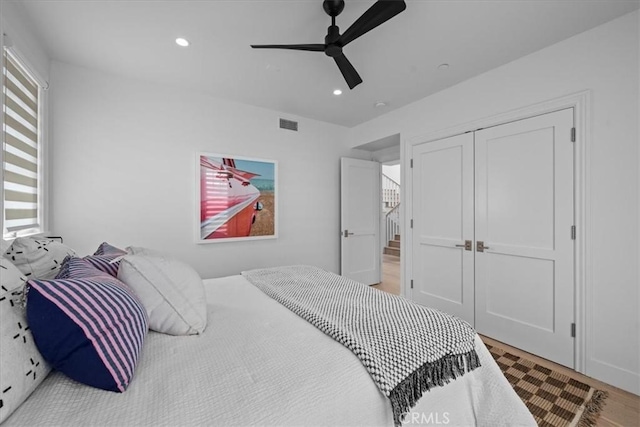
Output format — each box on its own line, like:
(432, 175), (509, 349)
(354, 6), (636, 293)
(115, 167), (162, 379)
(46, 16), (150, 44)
(411, 133), (475, 324)
(340, 158), (381, 285)
(475, 108), (575, 367)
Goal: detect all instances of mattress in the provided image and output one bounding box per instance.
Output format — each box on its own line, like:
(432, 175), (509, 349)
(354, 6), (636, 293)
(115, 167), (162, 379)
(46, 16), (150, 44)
(5, 275), (536, 426)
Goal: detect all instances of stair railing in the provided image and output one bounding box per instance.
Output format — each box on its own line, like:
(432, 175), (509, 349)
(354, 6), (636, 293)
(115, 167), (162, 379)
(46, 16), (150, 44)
(382, 174), (400, 209)
(385, 202), (401, 250)
(382, 173), (401, 249)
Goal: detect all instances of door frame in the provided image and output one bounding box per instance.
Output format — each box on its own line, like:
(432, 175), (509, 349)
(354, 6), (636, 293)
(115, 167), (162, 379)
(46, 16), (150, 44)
(402, 90), (591, 373)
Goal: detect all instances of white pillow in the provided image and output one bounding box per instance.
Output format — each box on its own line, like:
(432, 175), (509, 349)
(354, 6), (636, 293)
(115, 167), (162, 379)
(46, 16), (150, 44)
(0, 239), (10, 254)
(0, 257), (51, 423)
(126, 246), (157, 255)
(4, 237), (76, 280)
(117, 254), (207, 336)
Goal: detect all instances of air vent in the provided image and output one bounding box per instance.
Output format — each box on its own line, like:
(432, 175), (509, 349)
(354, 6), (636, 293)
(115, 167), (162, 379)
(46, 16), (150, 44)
(279, 118), (298, 131)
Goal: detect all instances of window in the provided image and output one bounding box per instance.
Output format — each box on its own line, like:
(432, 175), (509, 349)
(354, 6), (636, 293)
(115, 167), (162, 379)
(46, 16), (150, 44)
(2, 47), (42, 238)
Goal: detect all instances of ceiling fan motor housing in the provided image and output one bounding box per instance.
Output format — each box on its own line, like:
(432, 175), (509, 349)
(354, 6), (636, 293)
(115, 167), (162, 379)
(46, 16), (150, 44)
(325, 25), (343, 57)
(323, 0), (345, 17)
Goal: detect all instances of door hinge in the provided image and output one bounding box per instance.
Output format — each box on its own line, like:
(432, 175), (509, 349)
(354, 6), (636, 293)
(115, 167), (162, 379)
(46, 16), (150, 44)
(410, 219), (413, 228)
(410, 279), (414, 289)
(571, 225), (576, 240)
(410, 158), (413, 168)
(571, 323), (576, 337)
(571, 127), (576, 142)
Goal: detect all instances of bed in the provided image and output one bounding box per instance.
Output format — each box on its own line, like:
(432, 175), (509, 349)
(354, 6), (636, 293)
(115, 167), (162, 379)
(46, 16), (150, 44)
(4, 271), (536, 426)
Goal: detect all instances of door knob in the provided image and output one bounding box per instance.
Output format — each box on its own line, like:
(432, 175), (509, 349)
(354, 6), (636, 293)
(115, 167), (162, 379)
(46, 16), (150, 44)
(477, 241), (490, 252)
(455, 240), (472, 251)
(343, 229), (354, 238)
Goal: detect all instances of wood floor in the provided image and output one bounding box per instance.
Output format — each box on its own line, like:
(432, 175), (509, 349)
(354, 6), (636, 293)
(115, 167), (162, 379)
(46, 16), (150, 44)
(482, 336), (640, 426)
(373, 255), (640, 426)
(372, 253), (401, 295)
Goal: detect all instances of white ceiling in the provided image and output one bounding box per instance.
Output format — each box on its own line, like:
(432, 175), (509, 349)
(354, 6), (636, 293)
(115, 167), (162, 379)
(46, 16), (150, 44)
(18, 0), (640, 127)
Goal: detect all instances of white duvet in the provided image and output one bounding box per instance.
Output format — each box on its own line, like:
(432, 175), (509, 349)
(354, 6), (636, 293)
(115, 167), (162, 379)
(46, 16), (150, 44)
(6, 275), (535, 426)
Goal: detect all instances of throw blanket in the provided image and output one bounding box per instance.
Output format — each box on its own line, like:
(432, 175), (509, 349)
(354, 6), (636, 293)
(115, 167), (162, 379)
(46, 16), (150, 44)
(242, 265), (480, 426)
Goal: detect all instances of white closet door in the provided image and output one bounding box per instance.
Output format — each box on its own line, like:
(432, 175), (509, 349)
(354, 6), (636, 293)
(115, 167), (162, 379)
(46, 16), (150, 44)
(475, 108), (575, 367)
(411, 133), (475, 324)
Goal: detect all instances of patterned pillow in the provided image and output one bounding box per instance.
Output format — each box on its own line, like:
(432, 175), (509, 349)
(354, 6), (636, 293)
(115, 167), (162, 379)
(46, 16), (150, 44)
(0, 257), (51, 423)
(26, 259), (148, 392)
(83, 242), (126, 277)
(55, 255), (102, 279)
(82, 254), (123, 277)
(4, 237), (76, 280)
(0, 239), (10, 254)
(94, 242), (126, 256)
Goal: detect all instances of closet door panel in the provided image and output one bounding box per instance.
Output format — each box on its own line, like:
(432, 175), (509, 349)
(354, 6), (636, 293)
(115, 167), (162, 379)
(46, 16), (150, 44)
(484, 253), (555, 331)
(483, 127), (555, 250)
(475, 108), (575, 368)
(411, 133), (474, 324)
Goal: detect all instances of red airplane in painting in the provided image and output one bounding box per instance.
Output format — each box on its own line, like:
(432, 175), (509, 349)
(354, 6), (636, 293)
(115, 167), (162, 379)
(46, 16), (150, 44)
(200, 156), (262, 239)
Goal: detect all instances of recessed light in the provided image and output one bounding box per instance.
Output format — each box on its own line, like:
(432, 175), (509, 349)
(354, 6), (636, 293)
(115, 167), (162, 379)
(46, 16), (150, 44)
(375, 101), (387, 108)
(438, 63), (450, 70)
(333, 89), (343, 96)
(175, 37), (190, 47)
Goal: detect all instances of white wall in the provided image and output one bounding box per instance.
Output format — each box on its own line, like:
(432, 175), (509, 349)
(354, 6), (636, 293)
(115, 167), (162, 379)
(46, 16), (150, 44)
(50, 61), (367, 279)
(382, 165), (401, 184)
(0, 1), (49, 81)
(371, 145), (400, 164)
(349, 11), (640, 394)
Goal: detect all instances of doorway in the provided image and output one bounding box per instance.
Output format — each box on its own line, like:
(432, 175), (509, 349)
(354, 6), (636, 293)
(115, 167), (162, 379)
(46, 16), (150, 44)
(379, 163), (401, 295)
(349, 134), (402, 295)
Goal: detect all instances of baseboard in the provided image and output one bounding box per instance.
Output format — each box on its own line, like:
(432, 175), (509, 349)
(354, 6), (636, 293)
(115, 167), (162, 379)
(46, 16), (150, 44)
(588, 359), (640, 396)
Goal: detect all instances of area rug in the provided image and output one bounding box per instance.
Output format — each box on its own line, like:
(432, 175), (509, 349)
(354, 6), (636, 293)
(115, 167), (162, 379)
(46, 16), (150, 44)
(486, 344), (608, 427)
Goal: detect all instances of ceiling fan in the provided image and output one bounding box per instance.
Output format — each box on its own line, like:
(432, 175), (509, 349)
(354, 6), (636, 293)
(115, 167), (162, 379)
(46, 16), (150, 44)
(251, 0), (407, 90)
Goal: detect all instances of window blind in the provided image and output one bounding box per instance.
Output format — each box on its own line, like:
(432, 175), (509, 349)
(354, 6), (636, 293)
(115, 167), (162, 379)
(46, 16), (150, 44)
(3, 48), (40, 233)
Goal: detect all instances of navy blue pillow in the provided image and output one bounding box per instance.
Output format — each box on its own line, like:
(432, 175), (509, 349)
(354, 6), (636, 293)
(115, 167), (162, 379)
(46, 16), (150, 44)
(27, 260), (148, 392)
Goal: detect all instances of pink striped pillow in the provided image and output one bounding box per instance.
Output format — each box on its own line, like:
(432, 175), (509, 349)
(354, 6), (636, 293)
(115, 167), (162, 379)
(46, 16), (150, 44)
(26, 259), (148, 392)
(94, 242), (126, 256)
(83, 242), (127, 277)
(83, 254), (123, 277)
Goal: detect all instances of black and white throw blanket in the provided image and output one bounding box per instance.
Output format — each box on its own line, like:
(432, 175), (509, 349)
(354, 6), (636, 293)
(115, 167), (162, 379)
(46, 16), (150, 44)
(242, 265), (480, 426)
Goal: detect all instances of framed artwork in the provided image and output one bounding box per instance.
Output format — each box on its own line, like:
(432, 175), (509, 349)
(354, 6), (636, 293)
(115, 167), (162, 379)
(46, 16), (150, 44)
(197, 153), (277, 243)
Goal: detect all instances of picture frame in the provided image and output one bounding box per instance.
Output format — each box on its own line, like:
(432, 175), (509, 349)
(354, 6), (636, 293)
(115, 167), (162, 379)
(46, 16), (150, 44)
(196, 152), (278, 243)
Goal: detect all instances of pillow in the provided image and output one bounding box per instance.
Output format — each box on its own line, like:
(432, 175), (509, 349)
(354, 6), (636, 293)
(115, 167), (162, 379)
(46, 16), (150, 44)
(55, 255), (102, 279)
(0, 257), (51, 423)
(83, 254), (123, 277)
(4, 237), (76, 280)
(26, 258), (148, 392)
(118, 253), (207, 335)
(126, 246), (163, 257)
(94, 242), (126, 256)
(83, 242), (127, 277)
(0, 239), (10, 254)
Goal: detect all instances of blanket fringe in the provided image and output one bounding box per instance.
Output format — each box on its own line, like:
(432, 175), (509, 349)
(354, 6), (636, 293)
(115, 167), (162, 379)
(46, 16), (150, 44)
(389, 350), (481, 427)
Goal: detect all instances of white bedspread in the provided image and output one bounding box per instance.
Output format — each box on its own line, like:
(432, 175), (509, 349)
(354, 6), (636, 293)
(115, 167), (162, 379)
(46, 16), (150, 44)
(6, 275), (535, 426)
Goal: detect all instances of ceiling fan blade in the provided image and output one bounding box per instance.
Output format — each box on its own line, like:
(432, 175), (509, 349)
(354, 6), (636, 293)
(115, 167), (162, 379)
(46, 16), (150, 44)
(250, 44), (325, 52)
(337, 0), (406, 47)
(334, 53), (363, 89)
